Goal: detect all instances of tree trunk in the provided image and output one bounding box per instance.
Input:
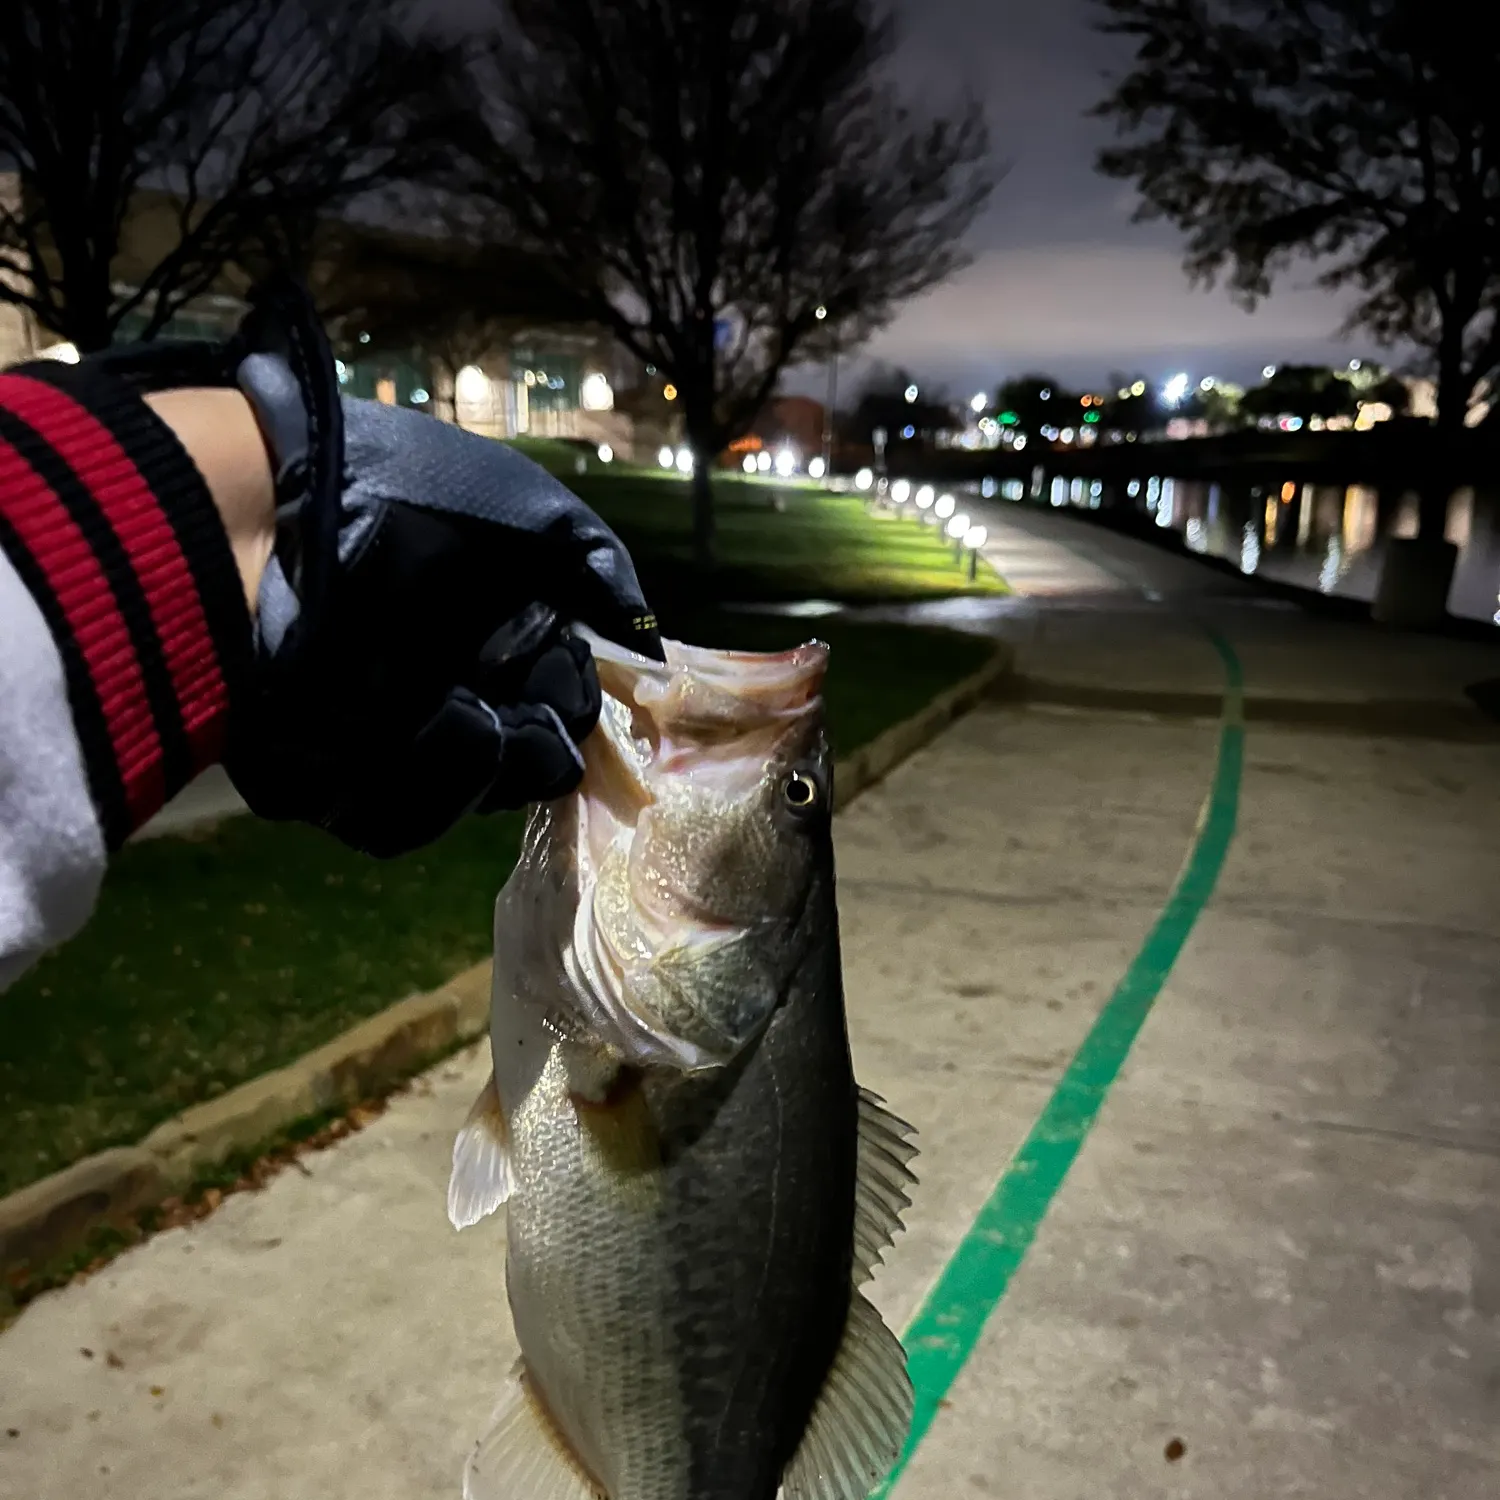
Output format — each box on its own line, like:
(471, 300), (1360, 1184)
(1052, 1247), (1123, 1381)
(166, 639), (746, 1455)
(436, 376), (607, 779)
(1424, 344), (1474, 540)
(684, 383), (718, 571)
(57, 254), (119, 353)
(689, 455), (715, 572)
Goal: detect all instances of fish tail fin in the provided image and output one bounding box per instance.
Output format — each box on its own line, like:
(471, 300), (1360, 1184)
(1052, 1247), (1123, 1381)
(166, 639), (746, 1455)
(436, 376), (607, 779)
(780, 1292), (915, 1500)
(465, 1358), (604, 1500)
(448, 1073), (513, 1231)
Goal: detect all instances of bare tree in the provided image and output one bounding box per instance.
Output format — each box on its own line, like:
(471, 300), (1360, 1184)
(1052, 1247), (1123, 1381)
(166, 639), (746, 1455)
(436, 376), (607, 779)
(447, 0), (993, 566)
(0, 0), (461, 353)
(1092, 0), (1500, 536)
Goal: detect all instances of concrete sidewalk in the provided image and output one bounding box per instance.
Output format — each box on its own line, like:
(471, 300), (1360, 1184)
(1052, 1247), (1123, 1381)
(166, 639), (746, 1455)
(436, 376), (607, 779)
(3, 509), (1498, 1500)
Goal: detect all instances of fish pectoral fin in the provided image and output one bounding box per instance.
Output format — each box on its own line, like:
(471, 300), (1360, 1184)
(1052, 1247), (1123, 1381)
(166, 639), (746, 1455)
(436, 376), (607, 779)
(465, 1358), (604, 1500)
(781, 1292), (915, 1500)
(447, 1073), (514, 1231)
(852, 1087), (919, 1286)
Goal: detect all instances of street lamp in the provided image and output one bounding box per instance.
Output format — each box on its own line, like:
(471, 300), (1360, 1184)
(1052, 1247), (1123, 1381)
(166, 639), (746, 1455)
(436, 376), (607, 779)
(904, 384), (919, 404)
(971, 393), (987, 414)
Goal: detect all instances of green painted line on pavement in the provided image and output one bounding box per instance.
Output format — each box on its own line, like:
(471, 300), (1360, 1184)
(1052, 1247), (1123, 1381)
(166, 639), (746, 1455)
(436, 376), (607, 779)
(874, 626), (1246, 1496)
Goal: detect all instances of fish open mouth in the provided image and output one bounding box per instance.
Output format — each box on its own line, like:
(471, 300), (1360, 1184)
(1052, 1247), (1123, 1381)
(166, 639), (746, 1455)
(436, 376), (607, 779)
(552, 627), (831, 1068)
(573, 626), (829, 816)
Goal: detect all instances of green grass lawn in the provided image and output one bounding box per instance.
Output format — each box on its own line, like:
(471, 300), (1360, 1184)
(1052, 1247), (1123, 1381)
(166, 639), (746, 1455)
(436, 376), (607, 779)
(0, 619), (993, 1200)
(568, 470), (1007, 609)
(504, 434), (628, 479)
(498, 450), (1007, 609)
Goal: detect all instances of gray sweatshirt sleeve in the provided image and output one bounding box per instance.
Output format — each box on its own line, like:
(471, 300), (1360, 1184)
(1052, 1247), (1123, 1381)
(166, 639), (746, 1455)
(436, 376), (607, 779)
(0, 547), (106, 992)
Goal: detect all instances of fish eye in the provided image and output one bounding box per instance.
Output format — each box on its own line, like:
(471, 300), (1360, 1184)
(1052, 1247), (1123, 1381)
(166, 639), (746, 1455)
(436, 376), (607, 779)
(783, 771), (820, 812)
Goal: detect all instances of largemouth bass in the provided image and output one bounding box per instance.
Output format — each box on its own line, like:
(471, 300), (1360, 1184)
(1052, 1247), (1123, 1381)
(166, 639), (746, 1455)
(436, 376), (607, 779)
(447, 631), (917, 1500)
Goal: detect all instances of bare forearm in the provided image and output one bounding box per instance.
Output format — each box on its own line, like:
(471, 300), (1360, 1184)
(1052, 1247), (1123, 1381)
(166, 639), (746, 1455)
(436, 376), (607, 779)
(145, 388), (276, 618)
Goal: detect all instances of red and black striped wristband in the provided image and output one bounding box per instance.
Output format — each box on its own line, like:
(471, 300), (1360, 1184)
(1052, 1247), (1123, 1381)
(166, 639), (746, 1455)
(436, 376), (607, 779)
(0, 361), (253, 849)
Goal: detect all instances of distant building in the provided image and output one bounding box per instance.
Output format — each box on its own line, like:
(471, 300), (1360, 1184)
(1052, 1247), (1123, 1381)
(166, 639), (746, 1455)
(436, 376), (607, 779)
(750, 395), (826, 462)
(1401, 374), (1491, 428)
(0, 179), (646, 458)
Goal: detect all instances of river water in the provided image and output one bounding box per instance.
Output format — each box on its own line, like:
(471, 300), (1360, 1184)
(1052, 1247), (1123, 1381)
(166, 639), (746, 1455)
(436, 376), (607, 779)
(982, 476), (1500, 627)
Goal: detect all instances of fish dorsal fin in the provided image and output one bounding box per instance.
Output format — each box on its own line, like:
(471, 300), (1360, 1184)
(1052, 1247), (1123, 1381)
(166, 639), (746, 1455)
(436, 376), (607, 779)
(465, 1359), (603, 1500)
(447, 1073), (513, 1231)
(781, 1292), (915, 1500)
(852, 1088), (918, 1286)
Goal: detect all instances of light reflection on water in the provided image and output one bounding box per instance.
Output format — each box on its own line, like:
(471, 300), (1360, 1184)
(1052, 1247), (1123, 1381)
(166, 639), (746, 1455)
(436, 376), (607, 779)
(898, 473), (1500, 627)
(1125, 478), (1498, 625)
(1318, 537), (1345, 594)
(1240, 521), (1261, 575)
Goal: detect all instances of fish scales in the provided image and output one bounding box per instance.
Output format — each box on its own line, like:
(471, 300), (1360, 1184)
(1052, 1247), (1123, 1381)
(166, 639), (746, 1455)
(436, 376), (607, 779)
(449, 632), (915, 1500)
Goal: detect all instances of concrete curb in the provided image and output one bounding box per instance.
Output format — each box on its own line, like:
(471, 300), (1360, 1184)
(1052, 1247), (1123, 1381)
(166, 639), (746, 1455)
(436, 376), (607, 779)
(0, 640), (1013, 1279)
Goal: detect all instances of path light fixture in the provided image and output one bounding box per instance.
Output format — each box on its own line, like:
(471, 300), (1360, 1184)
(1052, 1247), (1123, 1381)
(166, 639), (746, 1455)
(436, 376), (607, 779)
(947, 510), (970, 563)
(675, 447), (695, 474)
(915, 485), (935, 509)
(891, 479), (911, 503)
(597, 444), (614, 464)
(743, 453), (758, 474)
(808, 456), (827, 480)
(658, 445), (675, 470)
(934, 494), (956, 520)
(854, 467), (875, 491)
(963, 524), (988, 580)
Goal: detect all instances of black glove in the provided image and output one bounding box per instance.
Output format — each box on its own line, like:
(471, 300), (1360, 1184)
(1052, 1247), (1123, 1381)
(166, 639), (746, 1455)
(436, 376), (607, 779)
(69, 275), (662, 857)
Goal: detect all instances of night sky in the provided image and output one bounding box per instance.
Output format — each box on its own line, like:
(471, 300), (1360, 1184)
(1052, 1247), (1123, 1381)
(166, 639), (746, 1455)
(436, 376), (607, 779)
(840, 0), (1364, 401)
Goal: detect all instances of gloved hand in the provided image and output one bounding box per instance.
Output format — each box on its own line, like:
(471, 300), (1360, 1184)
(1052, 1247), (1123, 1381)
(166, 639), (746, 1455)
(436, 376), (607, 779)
(70, 275), (662, 857)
